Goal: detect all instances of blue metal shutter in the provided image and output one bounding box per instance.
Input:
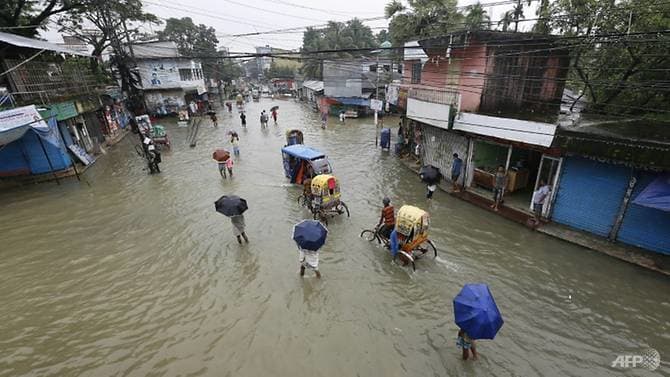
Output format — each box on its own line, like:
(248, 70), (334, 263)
(617, 172), (670, 255)
(552, 157), (630, 237)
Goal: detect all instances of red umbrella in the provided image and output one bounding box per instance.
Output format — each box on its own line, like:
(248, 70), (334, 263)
(212, 149), (230, 162)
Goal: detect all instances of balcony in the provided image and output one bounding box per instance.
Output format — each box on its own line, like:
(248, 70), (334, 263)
(3, 58), (105, 105)
(408, 87), (459, 106)
(406, 87), (460, 130)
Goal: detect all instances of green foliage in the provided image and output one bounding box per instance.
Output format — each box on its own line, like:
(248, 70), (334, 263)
(464, 3), (490, 31)
(385, 0), (463, 45)
(265, 61), (295, 79)
(550, 0), (670, 116)
(0, 0), (84, 37)
(300, 19), (377, 79)
(57, 0), (159, 58)
(213, 58), (243, 83)
(158, 17), (219, 79)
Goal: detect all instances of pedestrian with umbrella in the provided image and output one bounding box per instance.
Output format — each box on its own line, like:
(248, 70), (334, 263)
(215, 195), (249, 244)
(420, 165), (441, 199)
(270, 105), (279, 124)
(212, 149), (230, 179)
(453, 283), (504, 360)
(292, 220), (328, 278)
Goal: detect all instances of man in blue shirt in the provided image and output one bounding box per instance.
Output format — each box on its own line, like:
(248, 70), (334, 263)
(451, 153), (463, 192)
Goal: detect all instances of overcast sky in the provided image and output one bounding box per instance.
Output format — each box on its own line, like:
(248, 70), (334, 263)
(43, 0), (538, 53)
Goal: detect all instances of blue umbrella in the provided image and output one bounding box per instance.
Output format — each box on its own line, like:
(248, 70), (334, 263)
(453, 283), (504, 340)
(292, 220), (328, 251)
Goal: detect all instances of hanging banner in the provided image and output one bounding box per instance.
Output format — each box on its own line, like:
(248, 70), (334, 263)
(370, 99), (383, 112)
(0, 105), (50, 146)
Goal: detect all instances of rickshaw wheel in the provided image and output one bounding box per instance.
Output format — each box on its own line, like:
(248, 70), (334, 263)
(360, 229), (379, 243)
(395, 251), (415, 271)
(415, 240), (438, 258)
(336, 202), (350, 217)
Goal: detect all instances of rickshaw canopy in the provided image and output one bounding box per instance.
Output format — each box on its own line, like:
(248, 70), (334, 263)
(311, 174), (341, 206)
(281, 144), (324, 160)
(396, 205), (430, 238)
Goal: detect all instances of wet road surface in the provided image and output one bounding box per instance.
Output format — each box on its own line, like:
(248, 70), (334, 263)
(0, 99), (668, 377)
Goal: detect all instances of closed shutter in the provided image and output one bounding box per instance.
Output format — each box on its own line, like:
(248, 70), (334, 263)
(552, 157), (629, 237)
(617, 172), (670, 255)
(422, 125), (468, 183)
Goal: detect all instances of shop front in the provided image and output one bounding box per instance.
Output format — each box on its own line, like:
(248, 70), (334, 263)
(455, 113), (560, 215)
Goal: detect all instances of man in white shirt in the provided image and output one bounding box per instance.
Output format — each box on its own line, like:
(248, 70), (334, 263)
(532, 180), (551, 225)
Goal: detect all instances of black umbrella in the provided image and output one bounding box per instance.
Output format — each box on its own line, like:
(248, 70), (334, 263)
(420, 165), (441, 184)
(270, 105), (279, 111)
(215, 195), (248, 217)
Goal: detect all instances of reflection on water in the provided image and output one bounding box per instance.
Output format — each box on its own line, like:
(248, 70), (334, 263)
(0, 100), (669, 377)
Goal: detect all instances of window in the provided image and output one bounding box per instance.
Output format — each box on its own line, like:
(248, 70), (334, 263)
(383, 64), (391, 72)
(411, 62), (422, 84)
(179, 68), (193, 81)
(193, 68), (203, 80)
(369, 64), (377, 72)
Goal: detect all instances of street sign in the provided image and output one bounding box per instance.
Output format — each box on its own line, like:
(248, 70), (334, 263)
(370, 99), (383, 112)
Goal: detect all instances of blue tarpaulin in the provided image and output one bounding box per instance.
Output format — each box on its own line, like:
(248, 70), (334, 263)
(633, 173), (670, 212)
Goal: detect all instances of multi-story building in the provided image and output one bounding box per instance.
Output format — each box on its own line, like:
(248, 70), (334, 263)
(130, 41), (207, 115)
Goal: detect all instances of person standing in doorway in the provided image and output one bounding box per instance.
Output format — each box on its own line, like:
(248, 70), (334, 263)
(531, 179), (551, 226)
(491, 165), (507, 211)
(451, 153), (463, 192)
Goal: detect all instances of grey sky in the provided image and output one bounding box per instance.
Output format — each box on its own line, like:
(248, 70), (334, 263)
(44, 0), (538, 53)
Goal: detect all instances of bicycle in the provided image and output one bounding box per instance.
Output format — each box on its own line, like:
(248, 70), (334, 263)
(360, 225), (437, 271)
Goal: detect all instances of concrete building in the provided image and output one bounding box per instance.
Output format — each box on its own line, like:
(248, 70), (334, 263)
(130, 41), (207, 115)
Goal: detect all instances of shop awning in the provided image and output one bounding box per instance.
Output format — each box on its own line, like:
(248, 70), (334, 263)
(454, 113), (557, 147)
(633, 174), (670, 212)
(302, 80), (324, 92)
(0, 31), (89, 56)
(0, 105), (51, 146)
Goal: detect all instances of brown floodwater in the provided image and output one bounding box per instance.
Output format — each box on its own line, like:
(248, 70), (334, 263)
(0, 99), (668, 377)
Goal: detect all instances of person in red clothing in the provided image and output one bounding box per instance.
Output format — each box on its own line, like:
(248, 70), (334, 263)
(377, 197), (395, 239)
(271, 108), (278, 124)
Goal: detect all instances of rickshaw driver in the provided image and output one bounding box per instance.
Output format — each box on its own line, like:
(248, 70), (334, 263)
(303, 177), (313, 204)
(377, 197), (395, 239)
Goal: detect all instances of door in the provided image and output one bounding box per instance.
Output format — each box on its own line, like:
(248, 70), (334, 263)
(530, 155), (561, 216)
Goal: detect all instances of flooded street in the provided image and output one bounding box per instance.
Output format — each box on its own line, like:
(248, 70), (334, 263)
(1, 99), (668, 377)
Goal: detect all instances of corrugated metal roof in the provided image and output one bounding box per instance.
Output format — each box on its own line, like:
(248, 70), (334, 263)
(302, 80), (323, 92)
(0, 31), (89, 56)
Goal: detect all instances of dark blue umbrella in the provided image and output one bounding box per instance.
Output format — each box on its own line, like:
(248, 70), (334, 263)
(292, 220), (328, 251)
(420, 165), (441, 184)
(214, 195), (248, 217)
(453, 283), (504, 340)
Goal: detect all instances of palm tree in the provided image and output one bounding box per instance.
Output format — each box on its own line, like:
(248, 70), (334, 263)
(512, 2), (525, 32)
(498, 10), (514, 32)
(385, 0), (406, 18)
(464, 3), (490, 31)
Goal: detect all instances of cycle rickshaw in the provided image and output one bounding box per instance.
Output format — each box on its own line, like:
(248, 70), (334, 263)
(360, 205), (437, 270)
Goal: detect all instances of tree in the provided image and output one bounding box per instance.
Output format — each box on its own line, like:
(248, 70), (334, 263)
(464, 3), (490, 31)
(550, 0), (670, 116)
(267, 61), (296, 79)
(0, 0), (84, 37)
(385, 0), (463, 45)
(498, 10), (514, 32)
(512, 1), (525, 32)
(376, 29), (390, 45)
(532, 0), (551, 34)
(300, 19), (377, 79)
(158, 17), (219, 79)
(57, 0), (159, 71)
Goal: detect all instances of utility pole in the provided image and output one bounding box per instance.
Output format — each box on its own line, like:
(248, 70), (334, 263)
(375, 54), (380, 145)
